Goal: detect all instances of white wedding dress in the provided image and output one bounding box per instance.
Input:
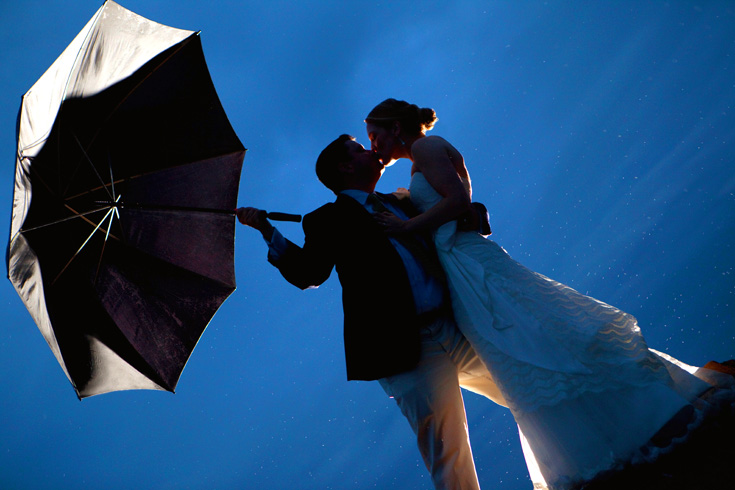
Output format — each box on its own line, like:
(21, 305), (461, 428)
(409, 171), (734, 489)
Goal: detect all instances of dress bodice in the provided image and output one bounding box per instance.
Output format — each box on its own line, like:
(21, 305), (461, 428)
(409, 171), (467, 251)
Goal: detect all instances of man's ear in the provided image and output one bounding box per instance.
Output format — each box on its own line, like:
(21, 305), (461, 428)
(392, 121), (402, 137)
(337, 160), (354, 175)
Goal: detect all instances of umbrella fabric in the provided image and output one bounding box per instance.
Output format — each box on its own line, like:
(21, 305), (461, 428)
(8, 1), (245, 398)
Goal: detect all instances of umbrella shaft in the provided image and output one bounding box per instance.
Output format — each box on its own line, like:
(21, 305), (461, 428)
(94, 202), (301, 221)
(95, 201), (233, 215)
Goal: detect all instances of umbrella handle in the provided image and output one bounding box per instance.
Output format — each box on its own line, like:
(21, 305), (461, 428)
(94, 201), (302, 222)
(266, 212), (302, 223)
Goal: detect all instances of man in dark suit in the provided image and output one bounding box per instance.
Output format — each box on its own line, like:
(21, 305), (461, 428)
(237, 134), (506, 490)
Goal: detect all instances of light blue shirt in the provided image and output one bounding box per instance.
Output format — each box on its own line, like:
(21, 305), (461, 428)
(266, 190), (444, 314)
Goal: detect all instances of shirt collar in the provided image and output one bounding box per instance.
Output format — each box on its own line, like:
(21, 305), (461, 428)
(340, 189), (370, 206)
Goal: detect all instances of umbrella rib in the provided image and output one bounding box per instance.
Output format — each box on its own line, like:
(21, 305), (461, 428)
(108, 151), (116, 200)
(103, 33), (199, 129)
(16, 149), (119, 238)
(64, 149), (245, 202)
(26, 156), (61, 202)
(52, 206), (116, 285)
(65, 177), (125, 202)
(19, 201), (121, 244)
(94, 205), (119, 284)
(53, 4), (106, 198)
(18, 206), (109, 234)
(117, 202), (235, 215)
(61, 33), (201, 196)
(65, 197), (122, 242)
(67, 132), (114, 201)
(58, 4), (106, 110)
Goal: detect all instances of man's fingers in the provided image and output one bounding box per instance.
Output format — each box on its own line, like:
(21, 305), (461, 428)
(236, 207), (265, 226)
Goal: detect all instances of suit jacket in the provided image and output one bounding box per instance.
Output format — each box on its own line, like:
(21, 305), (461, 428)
(270, 192), (443, 381)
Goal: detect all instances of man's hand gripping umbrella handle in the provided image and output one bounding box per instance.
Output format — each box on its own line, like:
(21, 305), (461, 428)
(235, 207), (301, 241)
(265, 212), (301, 222)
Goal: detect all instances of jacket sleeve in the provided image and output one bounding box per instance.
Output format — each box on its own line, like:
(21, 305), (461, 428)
(267, 207), (335, 290)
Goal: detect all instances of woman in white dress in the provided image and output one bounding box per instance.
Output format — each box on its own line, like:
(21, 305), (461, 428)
(364, 98), (734, 489)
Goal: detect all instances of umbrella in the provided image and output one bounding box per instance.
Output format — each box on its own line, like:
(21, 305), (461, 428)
(8, 1), (252, 398)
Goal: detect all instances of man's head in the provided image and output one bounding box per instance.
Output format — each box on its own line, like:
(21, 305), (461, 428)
(316, 134), (384, 195)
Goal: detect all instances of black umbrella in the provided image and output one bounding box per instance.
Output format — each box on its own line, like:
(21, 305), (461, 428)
(7, 1), (290, 398)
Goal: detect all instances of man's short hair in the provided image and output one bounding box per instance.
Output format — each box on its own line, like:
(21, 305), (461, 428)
(316, 134), (355, 195)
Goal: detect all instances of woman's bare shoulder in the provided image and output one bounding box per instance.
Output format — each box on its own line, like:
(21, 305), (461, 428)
(414, 136), (463, 163)
(411, 135), (453, 159)
(413, 135), (450, 150)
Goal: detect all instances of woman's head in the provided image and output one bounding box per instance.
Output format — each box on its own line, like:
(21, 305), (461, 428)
(365, 99), (437, 163)
(365, 98), (437, 135)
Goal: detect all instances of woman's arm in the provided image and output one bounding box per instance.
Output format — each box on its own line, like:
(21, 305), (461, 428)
(378, 136), (471, 234)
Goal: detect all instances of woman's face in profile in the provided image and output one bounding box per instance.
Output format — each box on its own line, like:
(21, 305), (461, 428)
(366, 122), (396, 166)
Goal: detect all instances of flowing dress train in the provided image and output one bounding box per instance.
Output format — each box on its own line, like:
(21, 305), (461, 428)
(409, 171), (734, 489)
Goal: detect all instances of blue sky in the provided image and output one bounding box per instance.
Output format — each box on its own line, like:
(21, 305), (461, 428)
(1, 1), (733, 489)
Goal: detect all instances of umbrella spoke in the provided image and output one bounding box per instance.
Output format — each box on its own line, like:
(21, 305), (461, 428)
(19, 201), (121, 244)
(65, 202), (122, 244)
(52, 206), (116, 285)
(63, 36), (199, 200)
(64, 178), (125, 202)
(26, 156), (60, 201)
(94, 204), (119, 284)
(66, 132), (114, 201)
(18, 206), (109, 234)
(108, 152), (116, 200)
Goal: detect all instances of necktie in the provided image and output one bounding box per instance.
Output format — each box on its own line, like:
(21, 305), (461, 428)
(367, 194), (444, 281)
(367, 193), (389, 213)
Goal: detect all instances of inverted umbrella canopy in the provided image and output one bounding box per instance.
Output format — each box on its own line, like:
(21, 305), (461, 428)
(8, 1), (245, 398)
